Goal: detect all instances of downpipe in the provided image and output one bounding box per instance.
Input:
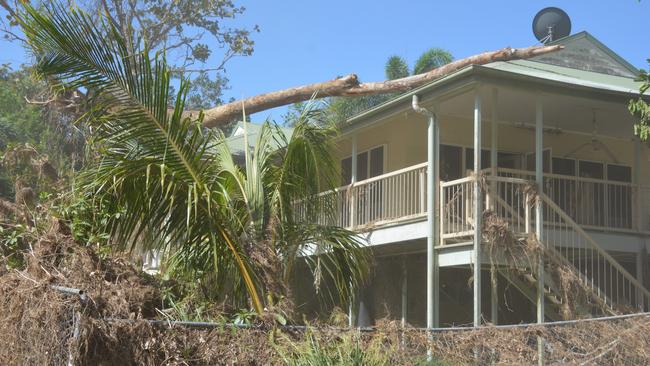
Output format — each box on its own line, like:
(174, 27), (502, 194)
(412, 95), (439, 359)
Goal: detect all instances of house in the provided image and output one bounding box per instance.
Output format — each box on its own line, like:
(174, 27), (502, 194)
(293, 31), (650, 328)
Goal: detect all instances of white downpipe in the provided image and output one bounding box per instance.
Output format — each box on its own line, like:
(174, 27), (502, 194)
(412, 95), (439, 343)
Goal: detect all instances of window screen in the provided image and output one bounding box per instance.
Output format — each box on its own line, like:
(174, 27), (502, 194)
(552, 157), (576, 176)
(356, 151), (368, 181)
(607, 164), (631, 182)
(525, 150), (551, 173)
(497, 152), (522, 169)
(369, 146), (384, 178)
(440, 145), (462, 180)
(579, 161), (604, 179)
(465, 148), (491, 171)
(341, 157), (352, 185)
(341, 146), (385, 184)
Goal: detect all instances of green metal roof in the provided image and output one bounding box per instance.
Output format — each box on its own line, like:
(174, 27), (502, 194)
(483, 59), (643, 94)
(225, 121), (294, 155)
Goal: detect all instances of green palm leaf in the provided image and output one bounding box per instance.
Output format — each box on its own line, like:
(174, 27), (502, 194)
(19, 4), (369, 315)
(19, 4), (263, 313)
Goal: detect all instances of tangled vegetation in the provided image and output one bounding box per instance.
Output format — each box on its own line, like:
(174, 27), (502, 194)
(9, 3), (371, 319)
(2, 230), (650, 365)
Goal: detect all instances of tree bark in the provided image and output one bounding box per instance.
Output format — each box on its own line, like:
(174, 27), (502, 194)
(199, 44), (563, 128)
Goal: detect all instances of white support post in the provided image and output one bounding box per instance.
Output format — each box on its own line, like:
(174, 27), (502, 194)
(401, 255), (408, 327)
(348, 135), (358, 327)
(434, 117), (440, 328)
(634, 138), (641, 231)
(637, 244), (643, 308)
(490, 272), (498, 325)
(473, 92), (483, 327)
(535, 93), (545, 366)
(490, 88), (498, 326)
(490, 88), (499, 209)
(634, 139), (644, 308)
(351, 135), (358, 228)
(426, 111), (439, 332)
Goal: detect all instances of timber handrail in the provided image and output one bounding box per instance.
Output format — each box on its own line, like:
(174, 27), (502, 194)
(353, 162), (427, 186)
(495, 167), (647, 188)
(540, 192), (650, 301)
(486, 174), (650, 300)
(481, 175), (649, 312)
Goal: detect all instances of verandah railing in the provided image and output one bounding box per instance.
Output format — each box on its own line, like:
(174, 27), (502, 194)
(304, 163), (650, 234)
(300, 162), (650, 311)
(495, 168), (650, 232)
(299, 163), (428, 230)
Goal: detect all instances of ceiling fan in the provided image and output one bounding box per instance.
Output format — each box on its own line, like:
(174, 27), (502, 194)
(563, 109), (619, 163)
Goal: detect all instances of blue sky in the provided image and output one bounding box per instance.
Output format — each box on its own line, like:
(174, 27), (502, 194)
(1, 1), (649, 122)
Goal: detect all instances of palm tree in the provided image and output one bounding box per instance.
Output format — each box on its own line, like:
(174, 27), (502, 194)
(385, 55), (409, 80)
(413, 48), (453, 75)
(19, 4), (369, 314)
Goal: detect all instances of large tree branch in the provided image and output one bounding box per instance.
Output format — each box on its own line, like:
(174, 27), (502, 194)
(199, 44), (563, 128)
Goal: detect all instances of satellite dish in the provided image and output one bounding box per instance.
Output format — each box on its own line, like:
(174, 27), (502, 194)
(532, 7), (571, 44)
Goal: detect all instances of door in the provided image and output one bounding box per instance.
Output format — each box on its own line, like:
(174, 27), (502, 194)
(341, 146), (385, 225)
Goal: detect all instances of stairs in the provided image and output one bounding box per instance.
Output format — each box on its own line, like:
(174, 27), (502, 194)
(499, 268), (563, 321)
(484, 176), (650, 318)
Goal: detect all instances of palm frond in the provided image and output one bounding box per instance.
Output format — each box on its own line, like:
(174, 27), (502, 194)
(19, 4), (370, 315)
(19, 3), (264, 313)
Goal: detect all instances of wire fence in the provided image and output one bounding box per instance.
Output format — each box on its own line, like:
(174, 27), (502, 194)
(47, 285), (650, 365)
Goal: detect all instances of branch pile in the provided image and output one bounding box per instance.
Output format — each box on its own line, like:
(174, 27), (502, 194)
(2, 228), (650, 365)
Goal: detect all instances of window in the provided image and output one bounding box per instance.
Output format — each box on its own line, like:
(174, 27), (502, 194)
(341, 157), (352, 185)
(369, 146), (384, 178)
(552, 157), (576, 176)
(578, 160), (604, 179)
(525, 149), (551, 173)
(341, 145), (385, 185)
(440, 145), (463, 181)
(607, 164), (631, 182)
(464, 148), (491, 171)
(497, 152), (523, 169)
(606, 164), (632, 228)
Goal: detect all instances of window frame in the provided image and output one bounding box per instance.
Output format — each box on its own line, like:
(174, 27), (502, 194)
(340, 143), (388, 185)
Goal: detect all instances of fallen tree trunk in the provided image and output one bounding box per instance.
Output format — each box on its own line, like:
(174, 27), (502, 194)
(200, 44), (563, 128)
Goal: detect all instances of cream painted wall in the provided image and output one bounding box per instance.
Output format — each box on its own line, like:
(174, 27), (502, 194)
(337, 112), (428, 173)
(336, 112), (645, 183)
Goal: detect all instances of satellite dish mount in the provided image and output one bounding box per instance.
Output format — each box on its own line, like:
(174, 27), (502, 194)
(532, 7), (572, 44)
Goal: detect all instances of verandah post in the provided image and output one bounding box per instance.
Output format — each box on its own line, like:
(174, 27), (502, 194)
(473, 90), (483, 327)
(490, 87), (499, 325)
(348, 134), (358, 327)
(535, 92), (545, 366)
